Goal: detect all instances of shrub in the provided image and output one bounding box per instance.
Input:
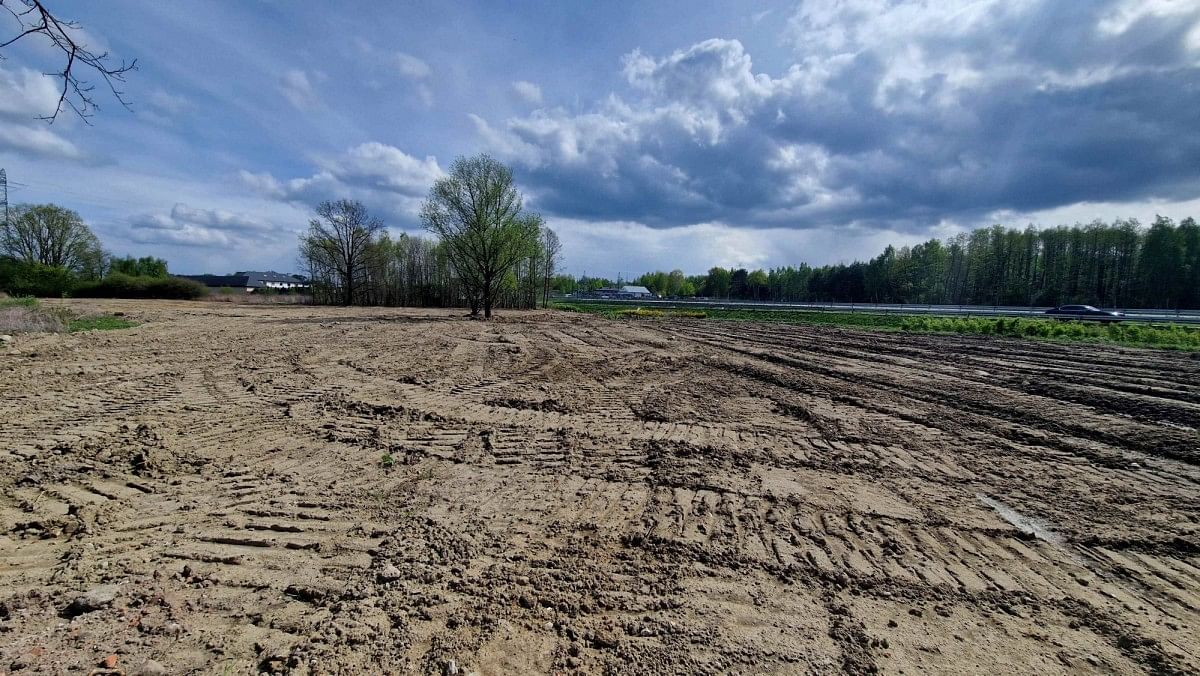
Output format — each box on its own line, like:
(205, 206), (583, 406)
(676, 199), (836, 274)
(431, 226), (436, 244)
(0, 295), (38, 308)
(72, 273), (208, 300)
(0, 258), (77, 297)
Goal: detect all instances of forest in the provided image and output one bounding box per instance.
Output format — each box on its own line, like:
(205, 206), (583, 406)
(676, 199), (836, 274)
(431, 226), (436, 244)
(558, 217), (1200, 309)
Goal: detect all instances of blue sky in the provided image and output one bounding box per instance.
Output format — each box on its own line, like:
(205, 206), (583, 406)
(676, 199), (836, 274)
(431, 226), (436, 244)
(2, 1), (1198, 276)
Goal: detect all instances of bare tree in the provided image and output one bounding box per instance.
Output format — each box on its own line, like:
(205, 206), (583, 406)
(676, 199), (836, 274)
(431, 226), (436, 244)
(2, 203), (104, 275)
(541, 226), (561, 307)
(1, 0), (136, 122)
(298, 200), (383, 306)
(421, 154), (542, 318)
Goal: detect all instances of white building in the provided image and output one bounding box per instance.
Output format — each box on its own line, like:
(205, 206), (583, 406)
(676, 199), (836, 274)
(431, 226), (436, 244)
(618, 285), (655, 299)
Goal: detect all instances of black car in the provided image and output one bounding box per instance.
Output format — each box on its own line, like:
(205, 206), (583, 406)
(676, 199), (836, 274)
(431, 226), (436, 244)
(1044, 305), (1125, 322)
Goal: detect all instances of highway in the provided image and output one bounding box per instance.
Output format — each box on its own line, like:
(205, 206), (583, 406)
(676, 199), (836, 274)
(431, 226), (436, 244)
(561, 297), (1200, 325)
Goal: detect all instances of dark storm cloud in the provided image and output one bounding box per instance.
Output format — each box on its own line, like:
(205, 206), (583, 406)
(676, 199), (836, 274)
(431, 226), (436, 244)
(475, 1), (1200, 231)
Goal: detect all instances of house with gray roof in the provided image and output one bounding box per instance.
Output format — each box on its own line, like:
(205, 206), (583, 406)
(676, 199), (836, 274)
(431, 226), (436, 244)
(176, 271), (308, 292)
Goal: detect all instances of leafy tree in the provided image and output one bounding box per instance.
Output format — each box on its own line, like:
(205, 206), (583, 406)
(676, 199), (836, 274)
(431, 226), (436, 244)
(746, 269), (769, 300)
(704, 267), (731, 298)
(110, 255), (168, 277)
(1, 203), (104, 278)
(420, 154), (544, 318)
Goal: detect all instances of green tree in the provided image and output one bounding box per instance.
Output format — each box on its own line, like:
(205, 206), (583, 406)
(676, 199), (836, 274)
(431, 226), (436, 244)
(704, 267), (731, 298)
(1136, 216), (1184, 308)
(421, 154), (544, 318)
(2, 203), (105, 278)
(110, 255), (168, 277)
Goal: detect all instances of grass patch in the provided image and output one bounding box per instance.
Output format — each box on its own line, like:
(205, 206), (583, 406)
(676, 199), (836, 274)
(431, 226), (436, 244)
(0, 297), (136, 334)
(68, 315), (138, 332)
(553, 301), (1199, 350)
(0, 295), (39, 308)
(557, 302), (708, 320)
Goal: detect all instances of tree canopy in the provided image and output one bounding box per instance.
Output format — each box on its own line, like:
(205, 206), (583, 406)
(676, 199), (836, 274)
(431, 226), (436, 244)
(1, 203), (105, 277)
(421, 154), (544, 318)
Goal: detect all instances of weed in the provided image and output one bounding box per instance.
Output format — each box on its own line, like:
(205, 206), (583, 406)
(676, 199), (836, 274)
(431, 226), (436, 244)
(380, 452), (395, 468)
(0, 296), (38, 308)
(0, 306), (67, 333)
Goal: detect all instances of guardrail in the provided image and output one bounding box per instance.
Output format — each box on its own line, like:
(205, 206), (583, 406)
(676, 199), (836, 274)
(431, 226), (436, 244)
(556, 297), (1200, 325)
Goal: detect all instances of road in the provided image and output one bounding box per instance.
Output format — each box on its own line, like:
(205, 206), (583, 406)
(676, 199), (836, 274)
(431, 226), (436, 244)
(565, 297), (1200, 324)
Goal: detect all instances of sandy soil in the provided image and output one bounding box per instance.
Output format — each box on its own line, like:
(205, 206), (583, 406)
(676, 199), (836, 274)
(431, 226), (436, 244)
(1, 299), (1198, 675)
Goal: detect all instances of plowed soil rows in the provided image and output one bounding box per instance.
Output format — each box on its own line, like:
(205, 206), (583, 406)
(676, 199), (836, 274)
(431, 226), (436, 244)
(1, 300), (1198, 675)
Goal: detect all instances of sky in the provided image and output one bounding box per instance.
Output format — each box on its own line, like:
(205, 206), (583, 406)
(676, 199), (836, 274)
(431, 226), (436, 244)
(1, 0), (1198, 277)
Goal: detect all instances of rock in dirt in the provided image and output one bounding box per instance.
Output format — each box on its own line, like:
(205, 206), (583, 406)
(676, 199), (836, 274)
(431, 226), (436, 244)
(377, 564), (403, 582)
(63, 585), (119, 617)
(136, 658), (169, 675)
(0, 335), (12, 344)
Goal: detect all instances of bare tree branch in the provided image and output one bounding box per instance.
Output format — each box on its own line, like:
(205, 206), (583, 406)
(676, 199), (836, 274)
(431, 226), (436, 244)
(0, 0), (137, 123)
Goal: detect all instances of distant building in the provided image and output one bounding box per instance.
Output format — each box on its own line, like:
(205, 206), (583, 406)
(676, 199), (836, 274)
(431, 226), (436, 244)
(238, 271), (308, 290)
(583, 285), (655, 299)
(618, 285), (654, 299)
(176, 271), (308, 292)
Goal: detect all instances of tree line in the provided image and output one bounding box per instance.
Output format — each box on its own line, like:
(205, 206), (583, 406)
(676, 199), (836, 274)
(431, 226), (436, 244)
(559, 217), (1200, 309)
(0, 203), (188, 297)
(299, 155), (561, 316)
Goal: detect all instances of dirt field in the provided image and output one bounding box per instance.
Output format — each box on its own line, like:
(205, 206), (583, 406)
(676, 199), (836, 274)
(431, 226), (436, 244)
(1, 300), (1198, 675)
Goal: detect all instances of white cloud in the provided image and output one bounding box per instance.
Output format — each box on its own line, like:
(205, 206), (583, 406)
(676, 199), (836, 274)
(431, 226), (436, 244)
(512, 80), (543, 104)
(147, 89), (190, 115)
(1098, 0), (1199, 36)
(279, 69), (318, 109)
(393, 53), (433, 105)
(0, 66), (62, 118)
(130, 203), (289, 248)
(416, 82), (434, 107)
(0, 124), (85, 160)
(471, 5), (1200, 235)
(396, 52), (431, 79)
(549, 217), (958, 276)
(0, 66), (85, 160)
(240, 142), (443, 226)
